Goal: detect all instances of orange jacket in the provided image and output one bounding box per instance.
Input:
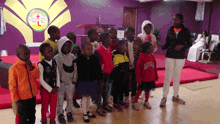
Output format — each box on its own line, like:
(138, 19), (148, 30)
(8, 59), (39, 103)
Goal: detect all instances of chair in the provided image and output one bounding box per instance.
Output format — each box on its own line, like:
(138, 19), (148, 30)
(199, 34), (219, 63)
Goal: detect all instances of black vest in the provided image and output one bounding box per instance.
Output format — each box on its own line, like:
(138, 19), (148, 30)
(39, 59), (57, 89)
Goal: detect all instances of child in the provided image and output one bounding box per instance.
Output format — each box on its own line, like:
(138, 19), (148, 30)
(39, 25), (60, 61)
(9, 44), (39, 124)
(38, 43), (60, 124)
(111, 40), (129, 111)
(67, 31), (81, 108)
(88, 28), (99, 53)
(124, 26), (142, 105)
(54, 36), (77, 123)
(76, 41), (102, 122)
(94, 32), (113, 114)
(138, 20), (158, 52)
(133, 42), (158, 110)
(108, 27), (119, 51)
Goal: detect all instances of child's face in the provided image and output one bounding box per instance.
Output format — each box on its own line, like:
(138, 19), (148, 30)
(68, 34), (76, 44)
(52, 29), (60, 40)
(89, 31), (98, 42)
(144, 24), (151, 34)
(119, 43), (128, 53)
(147, 45), (154, 54)
(42, 45), (54, 61)
(125, 30), (135, 40)
(108, 28), (117, 39)
(61, 41), (72, 55)
(17, 46), (30, 61)
(104, 35), (112, 46)
(82, 43), (93, 57)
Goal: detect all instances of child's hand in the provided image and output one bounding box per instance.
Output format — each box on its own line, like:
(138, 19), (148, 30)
(12, 101), (22, 116)
(26, 60), (34, 71)
(51, 86), (59, 93)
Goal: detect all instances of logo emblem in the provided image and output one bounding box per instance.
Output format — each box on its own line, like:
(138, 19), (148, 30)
(27, 8), (49, 32)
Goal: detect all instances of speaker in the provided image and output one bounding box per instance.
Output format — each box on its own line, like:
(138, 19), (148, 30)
(0, 62), (12, 89)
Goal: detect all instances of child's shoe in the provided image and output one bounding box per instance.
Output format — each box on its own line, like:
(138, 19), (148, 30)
(83, 114), (90, 123)
(50, 120), (56, 124)
(58, 114), (66, 124)
(172, 95), (185, 105)
(67, 112), (73, 122)
(159, 97), (167, 107)
(143, 102), (152, 109)
(113, 103), (122, 112)
(87, 111), (96, 118)
(133, 103), (139, 111)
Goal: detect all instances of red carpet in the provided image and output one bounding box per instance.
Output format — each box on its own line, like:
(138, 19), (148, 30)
(0, 88), (42, 109)
(155, 68), (218, 87)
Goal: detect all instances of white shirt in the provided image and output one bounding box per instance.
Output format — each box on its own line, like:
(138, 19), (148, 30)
(128, 41), (134, 68)
(38, 59), (60, 93)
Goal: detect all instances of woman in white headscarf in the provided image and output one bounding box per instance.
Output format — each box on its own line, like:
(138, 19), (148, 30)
(187, 30), (209, 62)
(138, 20), (157, 52)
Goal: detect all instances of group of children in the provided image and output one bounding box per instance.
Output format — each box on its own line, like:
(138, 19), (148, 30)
(9, 24), (159, 124)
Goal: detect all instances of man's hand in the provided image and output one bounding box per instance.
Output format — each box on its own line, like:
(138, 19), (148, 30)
(51, 86), (59, 93)
(26, 60), (34, 70)
(174, 45), (184, 51)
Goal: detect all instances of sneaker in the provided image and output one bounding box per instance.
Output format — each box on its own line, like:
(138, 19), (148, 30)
(58, 114), (66, 124)
(67, 112), (73, 122)
(50, 120), (56, 124)
(73, 99), (80, 108)
(133, 103), (139, 111)
(143, 102), (152, 109)
(172, 95), (186, 105)
(159, 98), (167, 107)
(113, 103), (122, 112)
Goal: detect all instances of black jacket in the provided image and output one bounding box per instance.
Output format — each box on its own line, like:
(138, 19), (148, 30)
(162, 24), (192, 59)
(76, 54), (103, 82)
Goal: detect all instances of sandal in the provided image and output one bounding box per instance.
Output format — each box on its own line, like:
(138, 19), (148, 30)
(96, 109), (106, 116)
(83, 114), (90, 123)
(87, 111), (96, 118)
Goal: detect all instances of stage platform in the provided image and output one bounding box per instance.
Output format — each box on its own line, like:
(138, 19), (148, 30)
(0, 52), (219, 109)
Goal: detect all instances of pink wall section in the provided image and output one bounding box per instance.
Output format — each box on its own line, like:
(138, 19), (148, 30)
(0, 0), (219, 55)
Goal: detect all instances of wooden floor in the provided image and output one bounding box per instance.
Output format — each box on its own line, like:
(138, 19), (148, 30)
(1, 78), (220, 124)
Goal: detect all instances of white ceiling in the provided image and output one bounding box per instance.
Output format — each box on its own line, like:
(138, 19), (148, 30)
(137, 0), (213, 2)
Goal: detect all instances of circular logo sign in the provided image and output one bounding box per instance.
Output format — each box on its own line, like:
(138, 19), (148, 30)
(27, 8), (49, 32)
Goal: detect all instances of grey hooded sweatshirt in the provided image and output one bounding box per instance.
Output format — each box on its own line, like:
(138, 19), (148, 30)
(54, 36), (77, 84)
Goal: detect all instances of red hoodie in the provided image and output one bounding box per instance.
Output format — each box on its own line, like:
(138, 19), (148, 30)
(135, 53), (158, 83)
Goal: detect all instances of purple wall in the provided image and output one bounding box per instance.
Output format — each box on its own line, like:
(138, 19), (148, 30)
(0, 0), (147, 55)
(209, 0), (220, 34)
(1, 0), (219, 55)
